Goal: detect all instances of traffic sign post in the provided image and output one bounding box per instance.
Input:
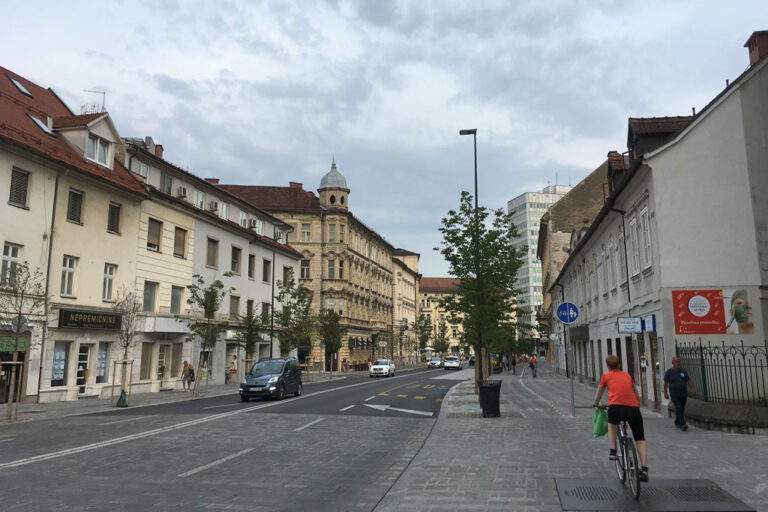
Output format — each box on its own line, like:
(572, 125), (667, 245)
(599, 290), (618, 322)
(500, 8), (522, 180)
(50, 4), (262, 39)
(557, 302), (579, 417)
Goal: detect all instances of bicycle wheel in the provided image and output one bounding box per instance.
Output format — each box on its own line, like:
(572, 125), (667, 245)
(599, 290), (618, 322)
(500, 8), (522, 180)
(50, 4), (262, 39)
(614, 433), (626, 483)
(625, 439), (641, 500)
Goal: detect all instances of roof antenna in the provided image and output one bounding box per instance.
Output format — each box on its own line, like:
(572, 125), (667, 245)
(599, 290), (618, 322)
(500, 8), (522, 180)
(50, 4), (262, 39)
(82, 89), (106, 113)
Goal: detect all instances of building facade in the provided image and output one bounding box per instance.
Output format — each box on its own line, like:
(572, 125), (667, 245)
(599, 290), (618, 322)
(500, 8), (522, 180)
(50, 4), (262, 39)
(419, 277), (463, 355)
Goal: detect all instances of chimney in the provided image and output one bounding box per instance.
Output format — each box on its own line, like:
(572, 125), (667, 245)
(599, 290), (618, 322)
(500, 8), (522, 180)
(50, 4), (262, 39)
(289, 182), (303, 190)
(744, 31), (768, 66)
(205, 178), (220, 184)
(155, 144), (164, 158)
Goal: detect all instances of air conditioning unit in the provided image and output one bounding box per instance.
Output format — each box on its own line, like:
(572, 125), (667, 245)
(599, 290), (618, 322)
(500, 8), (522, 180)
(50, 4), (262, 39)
(248, 218), (258, 229)
(177, 186), (187, 198)
(208, 200), (219, 211)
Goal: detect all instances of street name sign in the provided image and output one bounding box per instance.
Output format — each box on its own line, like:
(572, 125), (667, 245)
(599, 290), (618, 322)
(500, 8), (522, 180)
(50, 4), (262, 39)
(556, 302), (579, 324)
(617, 317), (643, 334)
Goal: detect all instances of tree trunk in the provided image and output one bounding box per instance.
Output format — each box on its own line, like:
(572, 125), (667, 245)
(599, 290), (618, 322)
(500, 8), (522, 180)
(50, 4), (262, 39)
(192, 352), (204, 397)
(121, 348), (129, 393)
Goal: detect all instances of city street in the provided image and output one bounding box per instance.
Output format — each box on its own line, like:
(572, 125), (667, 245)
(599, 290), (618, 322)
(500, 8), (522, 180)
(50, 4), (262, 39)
(0, 367), (470, 511)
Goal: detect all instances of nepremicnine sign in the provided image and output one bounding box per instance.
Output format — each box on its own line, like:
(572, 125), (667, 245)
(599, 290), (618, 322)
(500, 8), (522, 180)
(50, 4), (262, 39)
(59, 309), (121, 329)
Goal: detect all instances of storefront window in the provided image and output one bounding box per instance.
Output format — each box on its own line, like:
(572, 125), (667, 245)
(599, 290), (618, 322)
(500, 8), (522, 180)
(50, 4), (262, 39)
(96, 342), (110, 384)
(51, 341), (69, 387)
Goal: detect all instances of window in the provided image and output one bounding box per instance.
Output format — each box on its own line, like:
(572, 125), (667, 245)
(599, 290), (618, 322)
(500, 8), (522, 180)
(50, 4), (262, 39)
(338, 298), (344, 316)
(618, 232), (627, 283)
(609, 238), (617, 289)
(263, 259), (271, 282)
(254, 219), (264, 235)
(96, 342), (110, 384)
(174, 227), (187, 258)
(339, 260), (344, 279)
(230, 295), (240, 319)
(218, 201), (229, 219)
(192, 189), (204, 208)
(328, 260), (335, 279)
(261, 302), (270, 321)
(51, 341), (69, 387)
(61, 256), (77, 296)
(8, 75), (32, 96)
(102, 264), (116, 301)
(231, 246), (242, 274)
(106, 202), (121, 234)
(131, 160), (148, 178)
(147, 218), (162, 251)
(328, 224), (336, 242)
(160, 173), (173, 195)
(629, 217), (640, 276)
(327, 297), (334, 311)
(282, 266), (291, 286)
(87, 134), (109, 165)
(276, 229), (283, 242)
(339, 225), (345, 243)
(301, 223), (311, 242)
(206, 238), (219, 267)
(601, 247), (608, 294)
(248, 254), (255, 279)
(67, 189), (83, 223)
(2, 243), (20, 285)
(9, 168), (29, 207)
(171, 286), (184, 315)
(239, 211), (247, 228)
(300, 259), (310, 279)
(246, 299), (254, 317)
(143, 281), (158, 312)
(640, 207), (652, 269)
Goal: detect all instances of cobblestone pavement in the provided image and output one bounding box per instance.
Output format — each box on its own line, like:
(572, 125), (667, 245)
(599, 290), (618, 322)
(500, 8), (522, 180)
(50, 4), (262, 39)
(375, 361), (768, 512)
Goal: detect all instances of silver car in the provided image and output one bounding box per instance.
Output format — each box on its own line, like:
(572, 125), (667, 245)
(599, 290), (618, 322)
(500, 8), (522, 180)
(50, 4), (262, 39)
(443, 356), (462, 370)
(369, 359), (396, 377)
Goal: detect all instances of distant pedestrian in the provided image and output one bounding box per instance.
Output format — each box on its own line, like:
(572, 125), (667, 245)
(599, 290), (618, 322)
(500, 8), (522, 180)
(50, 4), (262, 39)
(502, 354), (508, 372)
(530, 355), (537, 378)
(510, 356), (517, 375)
(664, 357), (696, 431)
(180, 361), (193, 391)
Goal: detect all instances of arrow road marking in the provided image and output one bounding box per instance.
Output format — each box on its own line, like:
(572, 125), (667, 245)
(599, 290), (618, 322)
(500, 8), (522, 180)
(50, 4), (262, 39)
(363, 404), (432, 417)
(178, 448), (254, 478)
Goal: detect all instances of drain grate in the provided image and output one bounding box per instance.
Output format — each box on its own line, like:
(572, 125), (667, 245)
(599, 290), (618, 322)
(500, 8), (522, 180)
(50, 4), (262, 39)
(555, 478), (756, 511)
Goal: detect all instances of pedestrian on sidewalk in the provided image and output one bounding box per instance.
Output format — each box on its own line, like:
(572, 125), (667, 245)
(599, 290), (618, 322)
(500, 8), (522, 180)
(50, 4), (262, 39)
(502, 354), (508, 372)
(663, 357), (696, 431)
(530, 355), (537, 378)
(510, 355), (516, 375)
(593, 354), (649, 482)
(180, 361), (192, 391)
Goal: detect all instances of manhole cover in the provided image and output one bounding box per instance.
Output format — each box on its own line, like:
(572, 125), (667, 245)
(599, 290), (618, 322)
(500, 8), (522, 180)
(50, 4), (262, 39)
(555, 478), (756, 511)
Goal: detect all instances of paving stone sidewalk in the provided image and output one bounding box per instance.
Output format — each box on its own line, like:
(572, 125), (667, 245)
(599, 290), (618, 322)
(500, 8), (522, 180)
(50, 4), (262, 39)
(376, 360), (768, 512)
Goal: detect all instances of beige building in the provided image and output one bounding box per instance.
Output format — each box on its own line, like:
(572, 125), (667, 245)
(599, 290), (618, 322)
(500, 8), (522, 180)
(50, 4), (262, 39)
(392, 249), (421, 364)
(222, 161), (418, 370)
(419, 277), (463, 355)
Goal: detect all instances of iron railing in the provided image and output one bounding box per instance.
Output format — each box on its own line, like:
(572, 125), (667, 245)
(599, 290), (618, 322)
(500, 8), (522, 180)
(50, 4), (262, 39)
(675, 339), (768, 407)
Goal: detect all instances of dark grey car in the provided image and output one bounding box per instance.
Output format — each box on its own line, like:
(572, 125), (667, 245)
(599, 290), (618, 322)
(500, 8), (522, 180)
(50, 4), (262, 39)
(239, 358), (302, 401)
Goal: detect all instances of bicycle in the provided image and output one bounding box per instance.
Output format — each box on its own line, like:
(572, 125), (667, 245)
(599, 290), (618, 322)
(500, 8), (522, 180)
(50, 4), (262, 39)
(598, 405), (641, 500)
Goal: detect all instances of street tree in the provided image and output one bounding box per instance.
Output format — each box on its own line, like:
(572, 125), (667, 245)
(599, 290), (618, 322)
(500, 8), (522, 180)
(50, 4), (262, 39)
(431, 322), (451, 355)
(316, 309), (345, 377)
(234, 306), (268, 372)
(112, 288), (143, 398)
(412, 313), (432, 361)
(186, 273), (233, 397)
(0, 261), (47, 418)
(437, 191), (525, 387)
(275, 268), (314, 357)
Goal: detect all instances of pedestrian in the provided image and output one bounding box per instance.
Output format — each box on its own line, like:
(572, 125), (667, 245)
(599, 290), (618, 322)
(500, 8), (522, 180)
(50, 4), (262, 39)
(663, 356), (696, 431)
(593, 354), (649, 482)
(502, 354), (508, 372)
(180, 361), (192, 391)
(530, 354), (537, 378)
(510, 355), (517, 375)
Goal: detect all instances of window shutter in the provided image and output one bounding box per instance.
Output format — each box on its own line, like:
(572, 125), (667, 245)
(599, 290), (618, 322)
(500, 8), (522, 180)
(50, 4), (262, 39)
(147, 219), (162, 249)
(108, 203), (120, 233)
(67, 190), (82, 222)
(174, 228), (186, 257)
(9, 169), (28, 206)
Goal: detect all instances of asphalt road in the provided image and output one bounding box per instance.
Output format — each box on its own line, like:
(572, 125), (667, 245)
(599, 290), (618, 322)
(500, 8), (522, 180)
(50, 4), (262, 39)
(0, 366), (472, 511)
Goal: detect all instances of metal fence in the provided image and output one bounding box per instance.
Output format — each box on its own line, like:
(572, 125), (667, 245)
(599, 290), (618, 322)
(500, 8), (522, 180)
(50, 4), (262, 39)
(675, 339), (768, 407)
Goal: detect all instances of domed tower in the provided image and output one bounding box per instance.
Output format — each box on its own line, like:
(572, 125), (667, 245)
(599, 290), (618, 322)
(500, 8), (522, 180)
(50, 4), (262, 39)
(318, 158), (350, 210)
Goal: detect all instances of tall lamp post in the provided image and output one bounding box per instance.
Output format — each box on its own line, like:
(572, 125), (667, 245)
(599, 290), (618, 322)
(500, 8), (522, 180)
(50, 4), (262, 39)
(459, 128), (484, 385)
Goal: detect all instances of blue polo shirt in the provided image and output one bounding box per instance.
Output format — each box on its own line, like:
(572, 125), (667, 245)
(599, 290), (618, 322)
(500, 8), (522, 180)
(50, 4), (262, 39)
(664, 367), (690, 398)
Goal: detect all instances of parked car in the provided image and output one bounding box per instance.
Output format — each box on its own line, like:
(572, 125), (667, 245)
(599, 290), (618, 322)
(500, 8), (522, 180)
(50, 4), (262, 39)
(443, 355), (462, 370)
(239, 358), (302, 401)
(427, 357), (443, 368)
(370, 359), (395, 377)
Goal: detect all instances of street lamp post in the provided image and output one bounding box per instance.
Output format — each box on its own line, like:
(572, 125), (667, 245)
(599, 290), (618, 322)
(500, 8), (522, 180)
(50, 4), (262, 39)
(459, 128), (485, 386)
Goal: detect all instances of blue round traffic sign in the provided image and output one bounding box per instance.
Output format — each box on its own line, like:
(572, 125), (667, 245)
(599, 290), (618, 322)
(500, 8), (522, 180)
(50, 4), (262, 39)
(556, 302), (579, 324)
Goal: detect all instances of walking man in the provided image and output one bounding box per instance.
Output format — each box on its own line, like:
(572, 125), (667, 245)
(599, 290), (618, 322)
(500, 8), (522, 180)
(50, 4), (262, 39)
(664, 357), (696, 431)
(530, 354), (537, 378)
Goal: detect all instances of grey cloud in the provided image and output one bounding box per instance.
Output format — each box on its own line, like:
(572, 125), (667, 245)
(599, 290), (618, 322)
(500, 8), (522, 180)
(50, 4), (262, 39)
(153, 74), (198, 101)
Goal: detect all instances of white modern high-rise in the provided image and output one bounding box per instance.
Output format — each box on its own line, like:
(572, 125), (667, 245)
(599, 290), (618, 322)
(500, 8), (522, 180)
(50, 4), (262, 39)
(507, 185), (572, 337)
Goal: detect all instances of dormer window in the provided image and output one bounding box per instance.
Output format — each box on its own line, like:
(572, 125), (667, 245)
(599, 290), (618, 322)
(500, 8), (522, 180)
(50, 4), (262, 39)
(8, 75), (32, 97)
(87, 134), (110, 166)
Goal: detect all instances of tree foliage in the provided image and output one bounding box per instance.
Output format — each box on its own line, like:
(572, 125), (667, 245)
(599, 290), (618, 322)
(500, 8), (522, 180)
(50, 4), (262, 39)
(431, 322), (451, 355)
(234, 307), (268, 359)
(0, 261), (48, 351)
(317, 309), (345, 365)
(275, 269), (314, 356)
(112, 288), (142, 360)
(412, 313), (432, 357)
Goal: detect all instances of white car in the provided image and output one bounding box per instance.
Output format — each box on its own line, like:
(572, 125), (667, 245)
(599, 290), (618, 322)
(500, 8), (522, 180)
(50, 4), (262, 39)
(369, 359), (395, 378)
(443, 356), (462, 370)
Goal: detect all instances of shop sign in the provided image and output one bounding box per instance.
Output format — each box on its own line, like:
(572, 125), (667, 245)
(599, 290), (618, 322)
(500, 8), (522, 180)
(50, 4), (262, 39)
(0, 336), (27, 352)
(617, 317), (643, 334)
(59, 309), (121, 329)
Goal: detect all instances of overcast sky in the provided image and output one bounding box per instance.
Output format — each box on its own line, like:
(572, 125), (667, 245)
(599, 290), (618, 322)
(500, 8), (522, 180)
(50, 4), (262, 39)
(3, 1), (766, 276)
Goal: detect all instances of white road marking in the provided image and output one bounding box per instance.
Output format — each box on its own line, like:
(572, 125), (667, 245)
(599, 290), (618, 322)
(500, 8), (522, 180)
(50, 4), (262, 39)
(294, 418), (325, 431)
(363, 404), (432, 417)
(339, 405), (356, 411)
(0, 438), (14, 444)
(178, 448), (254, 478)
(96, 415), (149, 426)
(364, 396), (376, 401)
(202, 403), (242, 410)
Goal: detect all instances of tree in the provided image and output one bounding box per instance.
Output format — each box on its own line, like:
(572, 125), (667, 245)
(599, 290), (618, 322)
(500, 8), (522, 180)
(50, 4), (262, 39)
(186, 273), (233, 397)
(431, 322), (451, 356)
(112, 288), (142, 398)
(316, 309), (345, 377)
(275, 269), (314, 357)
(234, 307), (268, 365)
(412, 313), (432, 360)
(437, 191), (525, 387)
(0, 261), (47, 418)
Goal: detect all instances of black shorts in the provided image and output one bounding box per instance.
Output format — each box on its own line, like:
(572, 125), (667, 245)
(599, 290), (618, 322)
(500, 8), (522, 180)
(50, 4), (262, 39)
(608, 405), (645, 441)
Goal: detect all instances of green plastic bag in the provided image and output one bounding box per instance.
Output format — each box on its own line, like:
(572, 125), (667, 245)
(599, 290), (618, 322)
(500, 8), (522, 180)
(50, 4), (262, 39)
(593, 407), (608, 438)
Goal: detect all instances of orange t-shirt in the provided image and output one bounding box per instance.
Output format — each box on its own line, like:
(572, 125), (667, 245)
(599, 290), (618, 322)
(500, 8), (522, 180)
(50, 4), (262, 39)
(599, 370), (639, 407)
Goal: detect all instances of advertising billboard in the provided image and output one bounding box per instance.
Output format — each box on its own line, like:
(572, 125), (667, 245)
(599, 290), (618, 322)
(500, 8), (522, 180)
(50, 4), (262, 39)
(672, 289), (754, 335)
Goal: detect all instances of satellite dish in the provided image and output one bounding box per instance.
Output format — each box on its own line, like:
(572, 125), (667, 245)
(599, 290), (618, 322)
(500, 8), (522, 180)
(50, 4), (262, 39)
(11, 315), (28, 334)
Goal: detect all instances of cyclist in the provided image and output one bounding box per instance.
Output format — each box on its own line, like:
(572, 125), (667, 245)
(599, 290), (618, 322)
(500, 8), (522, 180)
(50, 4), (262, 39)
(593, 354), (648, 482)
